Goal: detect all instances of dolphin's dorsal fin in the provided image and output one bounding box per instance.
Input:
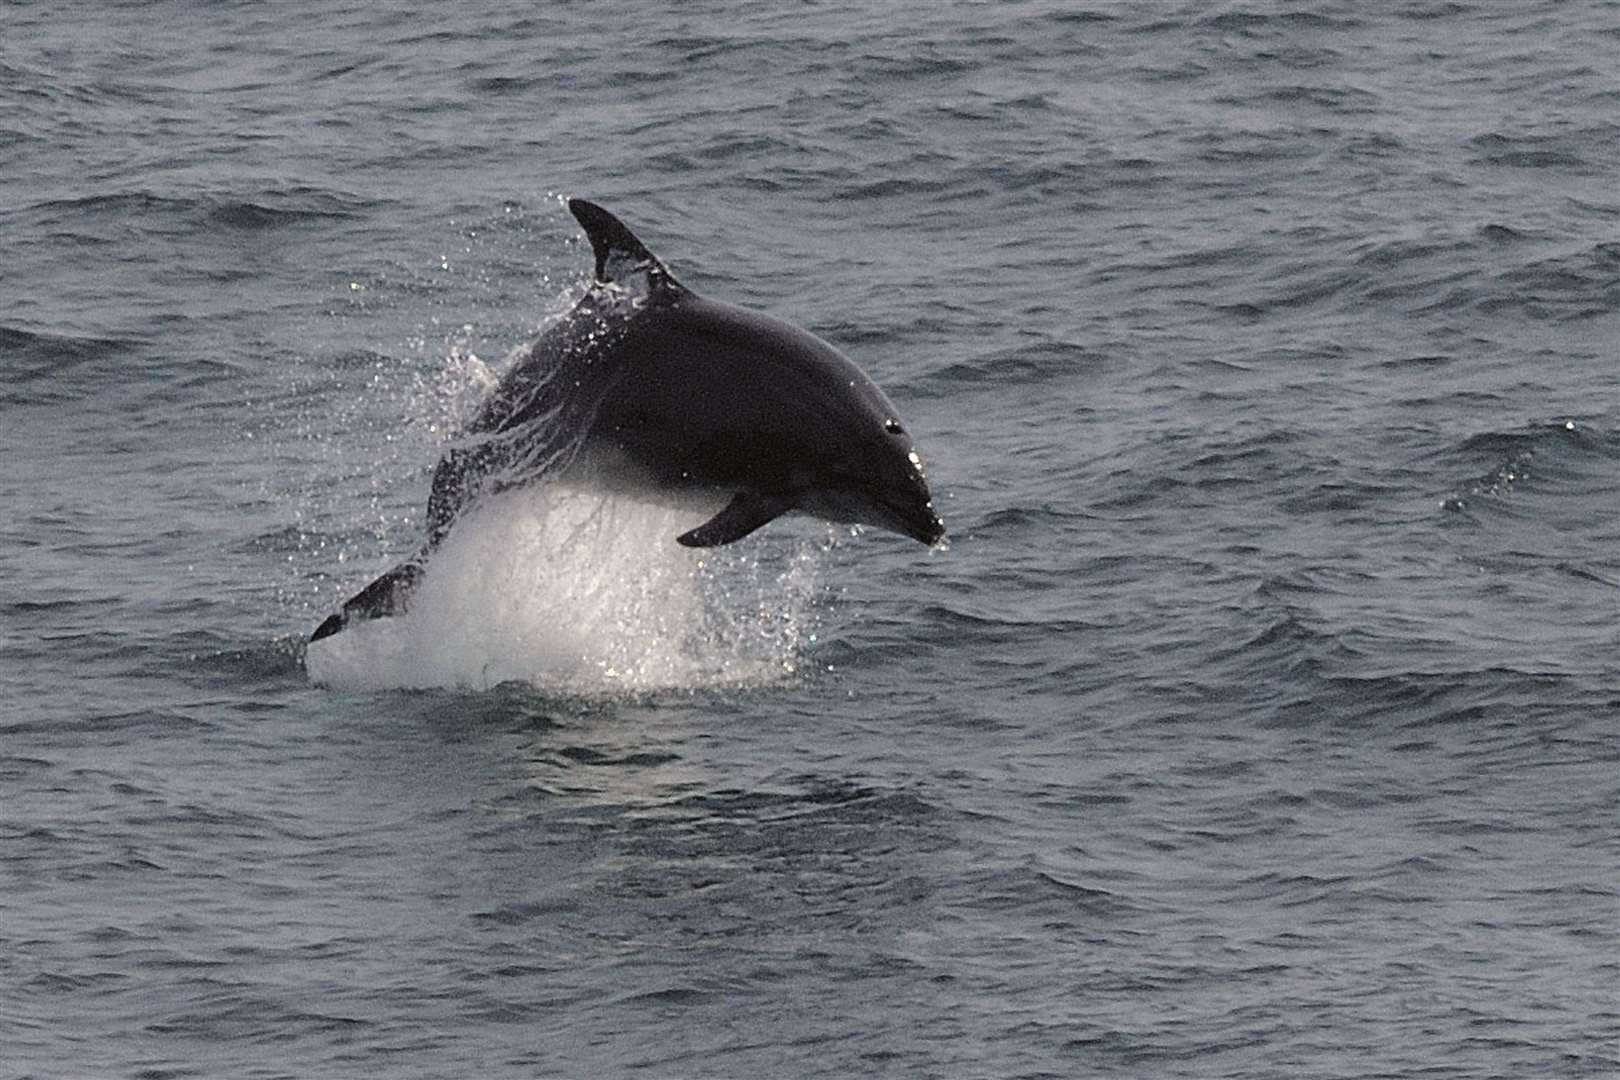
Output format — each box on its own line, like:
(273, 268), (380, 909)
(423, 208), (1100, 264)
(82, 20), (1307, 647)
(568, 198), (682, 292)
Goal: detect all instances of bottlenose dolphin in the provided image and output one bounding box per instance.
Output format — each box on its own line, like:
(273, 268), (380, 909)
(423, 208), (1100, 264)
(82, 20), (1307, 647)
(310, 198), (943, 642)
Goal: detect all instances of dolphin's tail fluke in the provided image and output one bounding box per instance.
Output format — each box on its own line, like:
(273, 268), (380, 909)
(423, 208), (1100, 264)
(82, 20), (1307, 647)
(309, 560), (425, 642)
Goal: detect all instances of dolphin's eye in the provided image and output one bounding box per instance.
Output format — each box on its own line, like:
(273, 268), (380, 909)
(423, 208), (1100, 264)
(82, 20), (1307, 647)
(884, 419), (905, 436)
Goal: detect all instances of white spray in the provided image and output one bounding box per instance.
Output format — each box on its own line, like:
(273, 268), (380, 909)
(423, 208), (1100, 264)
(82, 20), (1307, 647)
(303, 481), (826, 694)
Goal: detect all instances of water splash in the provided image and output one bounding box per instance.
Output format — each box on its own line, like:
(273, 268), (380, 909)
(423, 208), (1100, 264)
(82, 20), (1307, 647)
(289, 204), (831, 694)
(304, 483), (825, 694)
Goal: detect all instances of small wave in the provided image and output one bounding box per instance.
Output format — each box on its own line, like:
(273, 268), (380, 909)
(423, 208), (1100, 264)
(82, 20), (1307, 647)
(1377, 353), (1453, 371)
(844, 174), (961, 201)
(954, 858), (1146, 919)
(1467, 131), (1592, 171)
(23, 190), (193, 217)
(0, 709), (211, 738)
(1200, 9), (1363, 33)
(858, 51), (978, 83)
(1352, 235), (1461, 271)
(204, 198), (355, 230)
(21, 185), (374, 232)
(917, 340), (1103, 392)
(1437, 419), (1614, 515)
(1279, 479), (1398, 515)
(1485, 240), (1620, 322)
(182, 634), (308, 688)
(973, 503), (1094, 534)
(668, 781), (941, 827)
(469, 73), (540, 95)
(1477, 223), (1533, 244)
(0, 323), (144, 369)
(1258, 84), (1379, 112)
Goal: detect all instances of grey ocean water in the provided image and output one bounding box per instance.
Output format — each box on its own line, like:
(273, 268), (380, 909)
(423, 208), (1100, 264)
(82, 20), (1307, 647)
(3, 2), (1617, 1076)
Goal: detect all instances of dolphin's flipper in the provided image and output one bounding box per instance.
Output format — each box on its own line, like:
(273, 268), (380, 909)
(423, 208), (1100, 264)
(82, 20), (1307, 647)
(567, 198), (681, 291)
(676, 491), (795, 548)
(309, 560), (425, 642)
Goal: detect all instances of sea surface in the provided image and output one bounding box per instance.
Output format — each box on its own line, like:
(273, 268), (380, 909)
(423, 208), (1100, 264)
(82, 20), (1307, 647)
(3, 2), (1617, 1077)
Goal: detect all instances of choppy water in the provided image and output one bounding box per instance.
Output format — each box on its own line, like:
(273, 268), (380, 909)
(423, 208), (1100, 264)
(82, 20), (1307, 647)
(4, 2), (1618, 1077)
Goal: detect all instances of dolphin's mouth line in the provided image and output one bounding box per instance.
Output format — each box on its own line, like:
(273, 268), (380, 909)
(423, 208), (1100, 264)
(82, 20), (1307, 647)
(858, 488), (946, 546)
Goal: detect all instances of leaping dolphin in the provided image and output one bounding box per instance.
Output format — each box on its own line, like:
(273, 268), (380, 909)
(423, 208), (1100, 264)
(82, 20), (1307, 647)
(310, 198), (943, 642)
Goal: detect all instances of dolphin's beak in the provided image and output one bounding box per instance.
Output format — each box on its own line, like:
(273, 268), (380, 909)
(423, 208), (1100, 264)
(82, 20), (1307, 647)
(883, 495), (945, 547)
(873, 465), (944, 547)
(901, 506), (945, 546)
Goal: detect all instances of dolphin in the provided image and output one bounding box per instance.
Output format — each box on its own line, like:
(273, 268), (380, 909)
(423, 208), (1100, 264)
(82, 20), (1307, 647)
(310, 198), (943, 642)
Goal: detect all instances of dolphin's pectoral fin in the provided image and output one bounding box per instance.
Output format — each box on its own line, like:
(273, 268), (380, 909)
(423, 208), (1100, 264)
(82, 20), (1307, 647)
(676, 491), (794, 547)
(309, 560), (425, 642)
